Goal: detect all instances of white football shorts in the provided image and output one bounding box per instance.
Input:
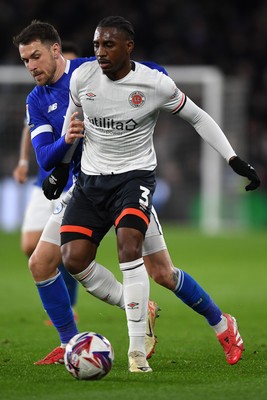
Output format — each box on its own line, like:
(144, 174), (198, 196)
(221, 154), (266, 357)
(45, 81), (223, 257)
(40, 184), (167, 255)
(21, 186), (66, 232)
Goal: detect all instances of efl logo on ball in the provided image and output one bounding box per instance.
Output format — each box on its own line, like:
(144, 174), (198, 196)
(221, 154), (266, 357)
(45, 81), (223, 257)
(64, 332), (114, 380)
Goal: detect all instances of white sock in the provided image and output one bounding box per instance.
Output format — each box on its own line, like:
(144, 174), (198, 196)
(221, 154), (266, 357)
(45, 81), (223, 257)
(120, 258), (149, 355)
(72, 260), (124, 307)
(211, 314), (228, 334)
(128, 337), (146, 355)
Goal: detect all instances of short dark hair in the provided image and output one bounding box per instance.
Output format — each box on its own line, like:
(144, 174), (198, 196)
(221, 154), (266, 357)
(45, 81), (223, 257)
(97, 16), (135, 40)
(13, 20), (61, 48)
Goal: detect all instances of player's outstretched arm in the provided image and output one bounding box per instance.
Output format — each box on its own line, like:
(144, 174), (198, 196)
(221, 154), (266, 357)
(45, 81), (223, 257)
(177, 97), (260, 191)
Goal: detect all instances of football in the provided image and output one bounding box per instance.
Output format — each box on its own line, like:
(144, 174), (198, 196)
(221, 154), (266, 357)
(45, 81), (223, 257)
(64, 332), (114, 380)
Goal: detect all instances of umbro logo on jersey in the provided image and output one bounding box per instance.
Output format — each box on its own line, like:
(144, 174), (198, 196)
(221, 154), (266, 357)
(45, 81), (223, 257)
(86, 92), (96, 100)
(48, 103), (58, 113)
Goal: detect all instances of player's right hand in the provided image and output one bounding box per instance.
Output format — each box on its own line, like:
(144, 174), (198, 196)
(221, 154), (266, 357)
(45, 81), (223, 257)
(42, 163), (70, 200)
(65, 112), (84, 144)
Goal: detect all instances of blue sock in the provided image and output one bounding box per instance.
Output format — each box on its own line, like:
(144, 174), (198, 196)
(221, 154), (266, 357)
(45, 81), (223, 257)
(174, 269), (222, 326)
(36, 272), (78, 344)
(58, 264), (78, 307)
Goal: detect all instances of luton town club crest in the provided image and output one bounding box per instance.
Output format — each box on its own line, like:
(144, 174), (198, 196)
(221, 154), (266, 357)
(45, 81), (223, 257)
(128, 91), (146, 108)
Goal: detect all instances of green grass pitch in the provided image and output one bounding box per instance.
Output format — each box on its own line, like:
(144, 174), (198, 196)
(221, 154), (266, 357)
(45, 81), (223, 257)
(0, 226), (267, 400)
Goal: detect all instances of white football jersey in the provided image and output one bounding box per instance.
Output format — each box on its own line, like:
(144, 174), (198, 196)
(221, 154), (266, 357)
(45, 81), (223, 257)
(64, 60), (236, 175)
(68, 60), (186, 175)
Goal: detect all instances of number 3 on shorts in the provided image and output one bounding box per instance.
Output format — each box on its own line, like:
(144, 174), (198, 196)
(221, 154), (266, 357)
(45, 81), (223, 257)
(139, 185), (150, 207)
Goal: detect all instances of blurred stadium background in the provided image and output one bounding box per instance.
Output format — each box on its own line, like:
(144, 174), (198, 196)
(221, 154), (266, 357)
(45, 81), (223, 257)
(0, 0), (267, 232)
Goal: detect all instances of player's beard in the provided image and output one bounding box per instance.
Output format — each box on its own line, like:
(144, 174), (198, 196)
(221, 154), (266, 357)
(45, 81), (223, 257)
(34, 57), (57, 86)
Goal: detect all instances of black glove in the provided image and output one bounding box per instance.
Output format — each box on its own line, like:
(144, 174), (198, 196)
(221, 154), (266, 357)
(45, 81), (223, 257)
(229, 156), (260, 191)
(42, 163), (70, 200)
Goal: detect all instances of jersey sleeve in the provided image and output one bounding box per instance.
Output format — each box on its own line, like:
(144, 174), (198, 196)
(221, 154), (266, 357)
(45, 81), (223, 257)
(69, 68), (82, 107)
(157, 74), (236, 162)
(157, 74), (187, 114)
(61, 71), (82, 163)
(27, 92), (71, 171)
(177, 97), (236, 162)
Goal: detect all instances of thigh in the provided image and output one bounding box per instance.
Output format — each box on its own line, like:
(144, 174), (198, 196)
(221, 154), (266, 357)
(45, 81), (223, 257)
(40, 186), (74, 246)
(113, 170), (156, 215)
(112, 170), (156, 234)
(22, 186), (67, 233)
(21, 230), (42, 257)
(22, 186), (54, 232)
(61, 180), (112, 246)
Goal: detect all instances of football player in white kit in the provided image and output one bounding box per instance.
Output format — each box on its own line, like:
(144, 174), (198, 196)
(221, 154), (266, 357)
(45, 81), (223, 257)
(14, 19), (259, 372)
(58, 16), (260, 372)
(13, 20), (165, 366)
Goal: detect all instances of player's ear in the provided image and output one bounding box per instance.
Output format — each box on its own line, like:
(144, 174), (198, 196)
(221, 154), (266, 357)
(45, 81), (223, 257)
(126, 40), (134, 55)
(51, 43), (61, 58)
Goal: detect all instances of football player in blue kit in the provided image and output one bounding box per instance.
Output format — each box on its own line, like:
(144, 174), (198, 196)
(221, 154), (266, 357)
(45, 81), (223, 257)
(12, 42), (81, 325)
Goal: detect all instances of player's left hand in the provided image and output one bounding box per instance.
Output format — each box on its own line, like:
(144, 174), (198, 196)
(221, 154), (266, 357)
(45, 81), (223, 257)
(42, 163), (70, 200)
(229, 156), (261, 191)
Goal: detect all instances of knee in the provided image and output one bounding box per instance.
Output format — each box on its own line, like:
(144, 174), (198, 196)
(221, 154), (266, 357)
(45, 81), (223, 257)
(61, 241), (95, 274)
(29, 248), (59, 282)
(118, 243), (141, 262)
(28, 251), (39, 280)
(29, 251), (50, 282)
(117, 228), (143, 262)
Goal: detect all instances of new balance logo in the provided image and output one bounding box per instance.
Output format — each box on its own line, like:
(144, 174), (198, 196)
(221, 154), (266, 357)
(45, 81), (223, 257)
(48, 103), (58, 113)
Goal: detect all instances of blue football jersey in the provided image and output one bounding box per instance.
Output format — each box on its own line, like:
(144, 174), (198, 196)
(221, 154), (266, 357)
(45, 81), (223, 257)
(27, 57), (94, 188)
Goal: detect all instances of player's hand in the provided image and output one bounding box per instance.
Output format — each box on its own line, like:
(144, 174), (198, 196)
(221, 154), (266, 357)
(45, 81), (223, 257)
(42, 163), (70, 200)
(65, 112), (84, 144)
(229, 156), (260, 191)
(13, 162), (29, 183)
